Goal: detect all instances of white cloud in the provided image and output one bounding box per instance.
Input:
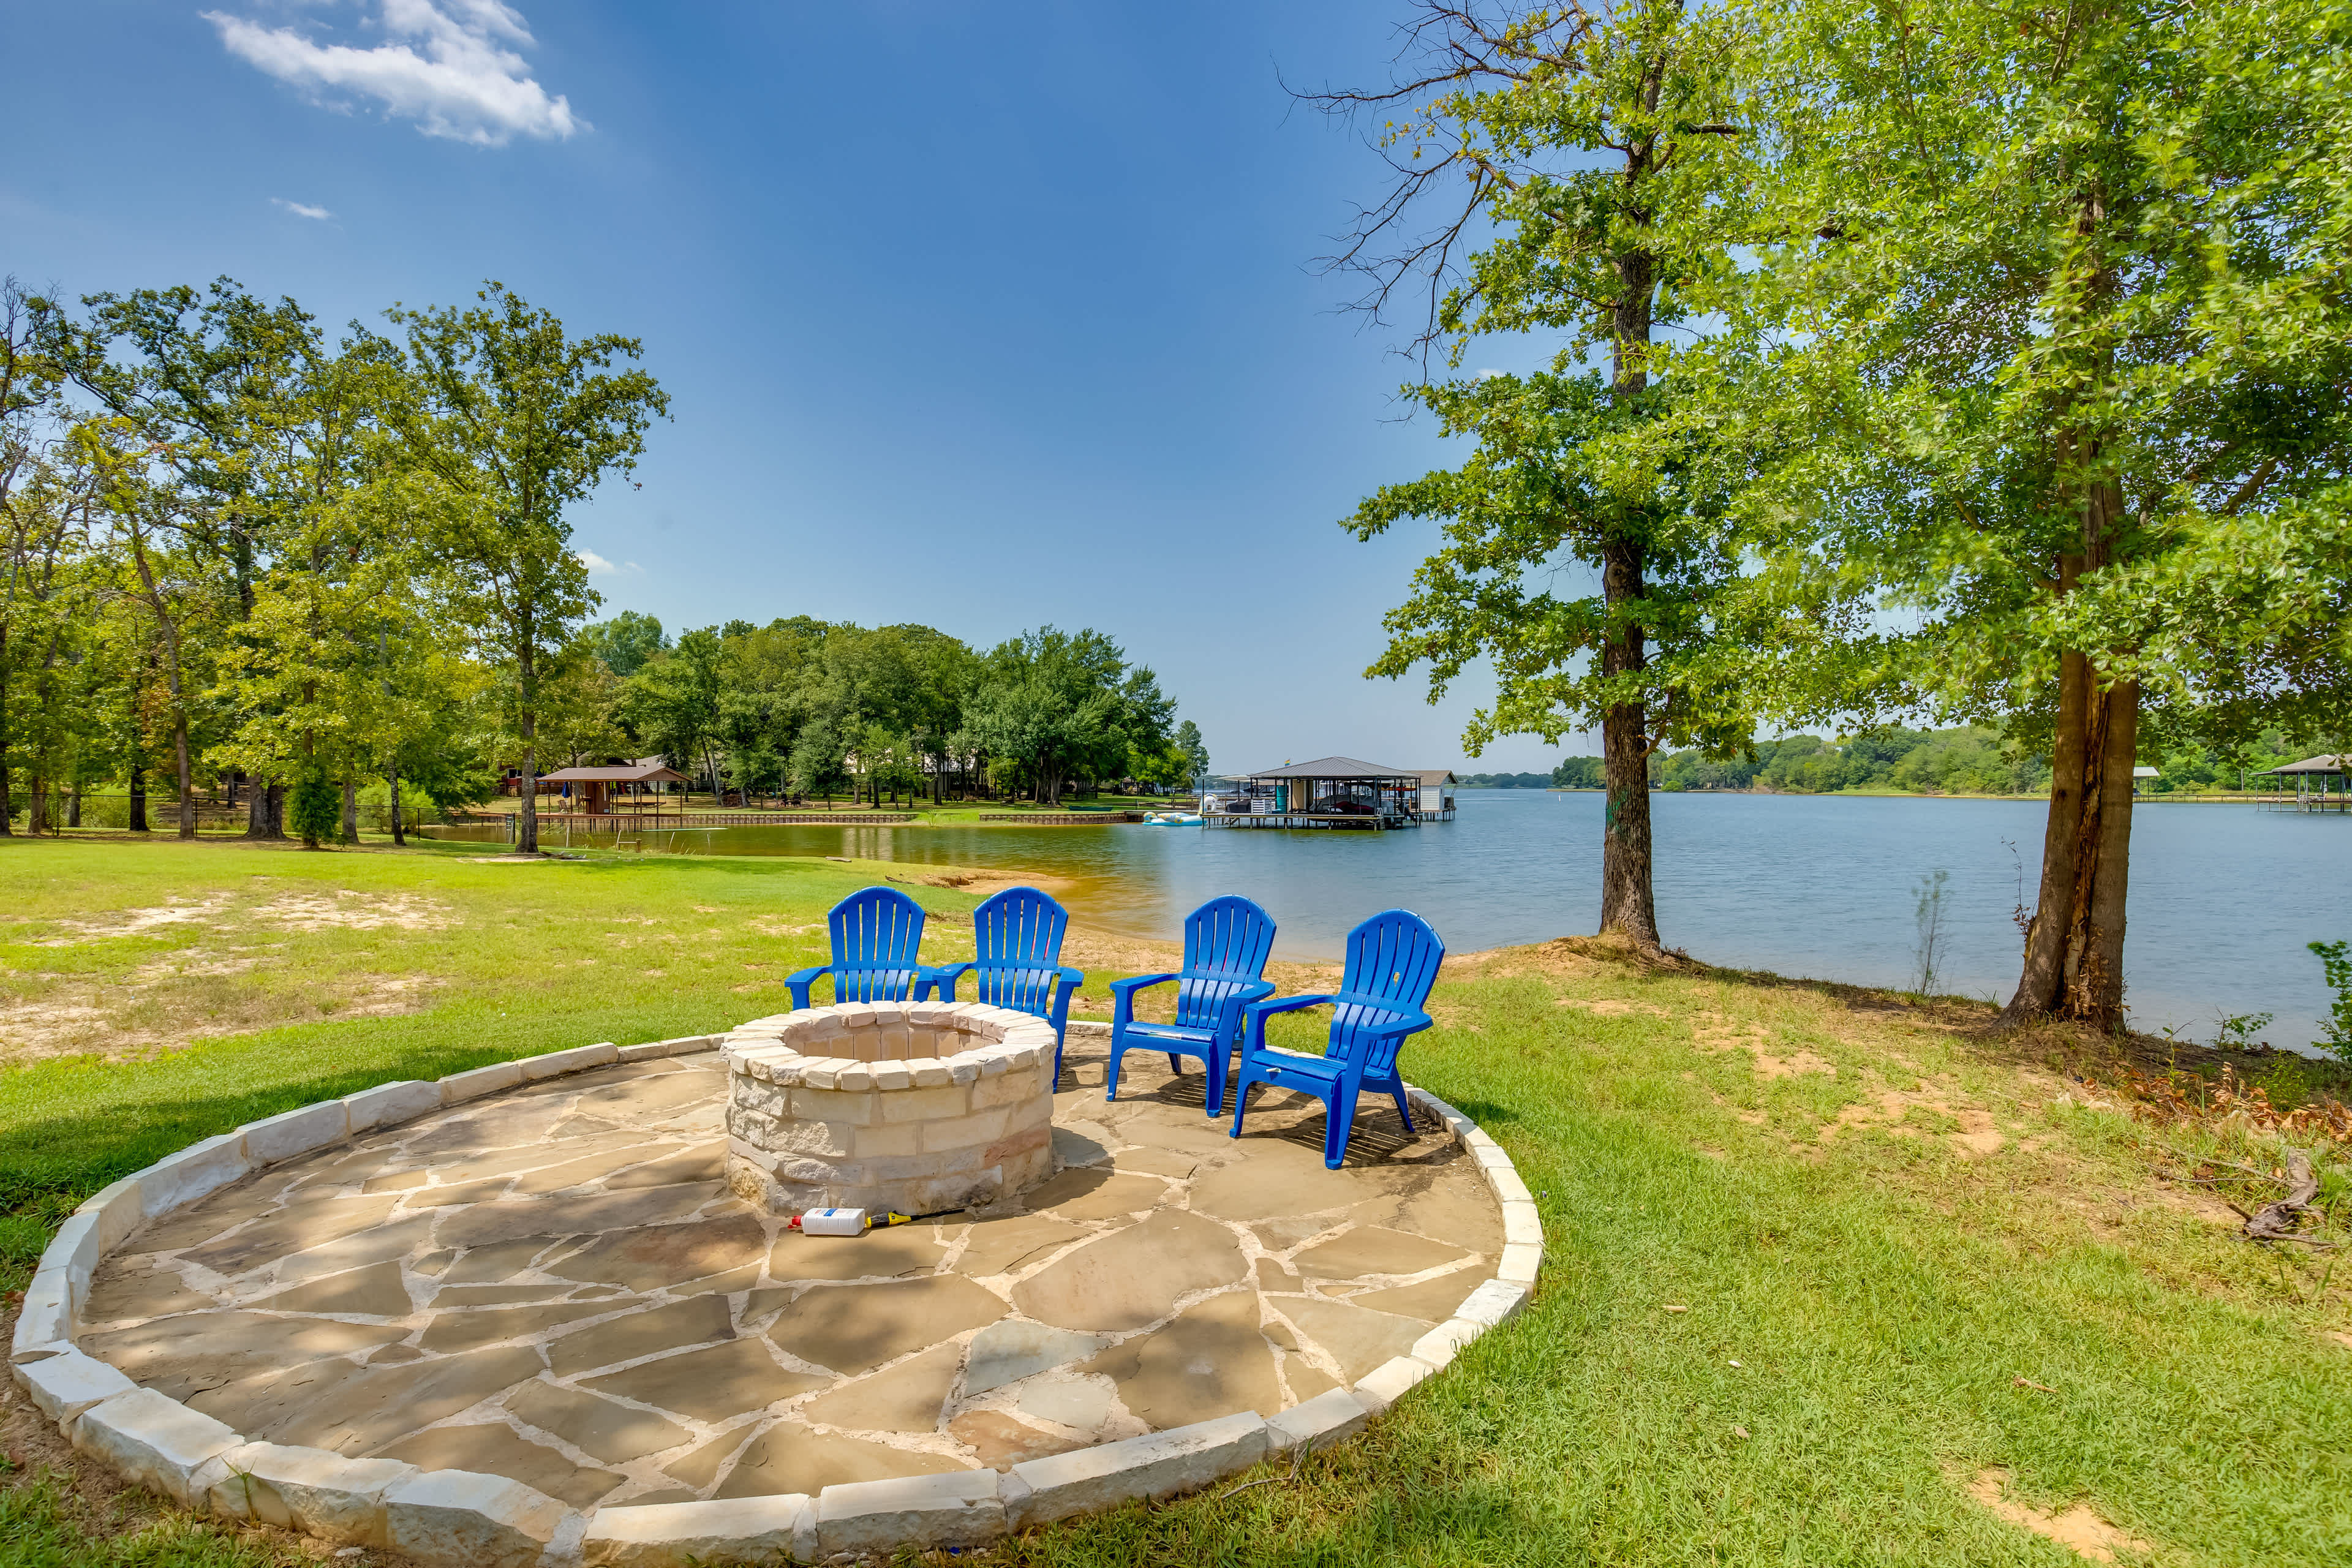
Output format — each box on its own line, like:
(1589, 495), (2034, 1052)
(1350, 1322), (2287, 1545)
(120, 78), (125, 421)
(205, 1), (582, 146)
(576, 549), (617, 575)
(271, 198), (334, 220)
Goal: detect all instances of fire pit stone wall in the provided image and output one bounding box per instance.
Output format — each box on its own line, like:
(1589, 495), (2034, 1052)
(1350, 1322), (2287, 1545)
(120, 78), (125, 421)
(723, 1000), (1059, 1216)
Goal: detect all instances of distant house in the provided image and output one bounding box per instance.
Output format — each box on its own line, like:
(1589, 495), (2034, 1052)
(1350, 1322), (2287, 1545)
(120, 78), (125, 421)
(1415, 770), (1457, 816)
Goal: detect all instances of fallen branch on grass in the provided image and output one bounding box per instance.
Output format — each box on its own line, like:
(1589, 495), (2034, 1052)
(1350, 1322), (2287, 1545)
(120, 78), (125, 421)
(2241, 1150), (2321, 1243)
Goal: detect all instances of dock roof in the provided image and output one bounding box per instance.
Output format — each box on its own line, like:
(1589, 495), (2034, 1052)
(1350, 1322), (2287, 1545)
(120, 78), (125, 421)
(538, 763), (686, 784)
(1242, 755), (1417, 780)
(2256, 755), (2351, 775)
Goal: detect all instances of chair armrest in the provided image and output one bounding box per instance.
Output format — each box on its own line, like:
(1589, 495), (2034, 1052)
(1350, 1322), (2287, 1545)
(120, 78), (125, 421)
(922, 962), (974, 1003)
(1241, 992), (1335, 1054)
(1108, 972), (1178, 998)
(1359, 1009), (1434, 1039)
(785, 965), (831, 1009)
(1207, 979), (1279, 1037)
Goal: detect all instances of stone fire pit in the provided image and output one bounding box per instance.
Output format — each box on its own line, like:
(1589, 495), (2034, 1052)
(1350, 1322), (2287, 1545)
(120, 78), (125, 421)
(723, 1002), (1058, 1218)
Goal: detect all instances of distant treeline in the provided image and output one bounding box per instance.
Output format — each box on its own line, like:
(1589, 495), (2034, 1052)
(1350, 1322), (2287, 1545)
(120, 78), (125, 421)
(1457, 771), (1556, 788)
(1545, 726), (2342, 796)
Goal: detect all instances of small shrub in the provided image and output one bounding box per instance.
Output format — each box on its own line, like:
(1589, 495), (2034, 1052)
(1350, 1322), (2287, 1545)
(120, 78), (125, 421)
(287, 763), (341, 850)
(2312, 940), (2352, 1064)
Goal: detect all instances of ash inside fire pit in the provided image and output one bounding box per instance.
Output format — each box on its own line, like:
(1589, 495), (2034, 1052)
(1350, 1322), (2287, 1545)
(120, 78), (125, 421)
(723, 1001), (1059, 1217)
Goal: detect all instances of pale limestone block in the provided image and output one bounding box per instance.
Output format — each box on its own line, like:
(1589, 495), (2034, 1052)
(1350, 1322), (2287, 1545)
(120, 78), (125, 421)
(1486, 1166), (1534, 1206)
(837, 1004), (878, 1028)
(1454, 1278), (1530, 1328)
(971, 1065), (1044, 1110)
(908, 1003), (952, 1028)
(916, 1106), (1011, 1153)
(754, 1114), (857, 1159)
(236, 1101), (349, 1169)
(974, 1054), (1010, 1078)
(520, 1042), (620, 1081)
(801, 1061), (843, 1090)
(912, 1061), (954, 1089)
(1000, 1094), (1054, 1136)
(344, 1080), (442, 1134)
(1264, 1388), (1372, 1453)
(203, 1443), (416, 1545)
(17, 1348), (136, 1425)
(1498, 1242), (1542, 1285)
(791, 1087), (877, 1126)
(846, 1144), (984, 1183)
(837, 1065), (878, 1091)
(75, 1175), (146, 1252)
(384, 1469), (568, 1568)
(1351, 1355), (1435, 1414)
(12, 1268), (69, 1362)
(1409, 1317), (1485, 1372)
(616, 1041), (668, 1063)
(1501, 1199), (1543, 1248)
(873, 1062), (912, 1090)
(815, 1469), (1004, 1555)
(137, 1133), (250, 1219)
(42, 1209), (102, 1297)
(1471, 1144), (1516, 1172)
(768, 1060), (806, 1088)
(671, 1035), (723, 1054)
(851, 1121), (921, 1159)
(584, 1494), (816, 1567)
(1008, 1412), (1267, 1528)
(438, 1061), (524, 1104)
(1063, 1019), (1113, 1041)
(733, 1078), (786, 1117)
(71, 1388), (241, 1506)
(946, 1058), (982, 1087)
(879, 1083), (973, 1124)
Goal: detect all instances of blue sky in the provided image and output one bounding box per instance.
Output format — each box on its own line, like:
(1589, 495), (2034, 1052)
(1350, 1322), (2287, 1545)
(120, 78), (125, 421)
(7, 1), (1583, 775)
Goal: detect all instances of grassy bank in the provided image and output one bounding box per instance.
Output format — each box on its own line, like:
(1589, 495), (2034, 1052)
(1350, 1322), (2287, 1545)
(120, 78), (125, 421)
(4, 837), (2350, 1565)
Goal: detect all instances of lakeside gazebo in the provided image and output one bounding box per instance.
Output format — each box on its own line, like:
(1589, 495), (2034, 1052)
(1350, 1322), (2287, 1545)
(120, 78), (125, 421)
(536, 760), (687, 816)
(2253, 754), (2350, 813)
(1209, 755), (1423, 829)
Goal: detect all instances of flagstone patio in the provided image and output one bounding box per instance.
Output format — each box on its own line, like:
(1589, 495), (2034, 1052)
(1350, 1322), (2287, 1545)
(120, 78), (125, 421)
(75, 1041), (1504, 1511)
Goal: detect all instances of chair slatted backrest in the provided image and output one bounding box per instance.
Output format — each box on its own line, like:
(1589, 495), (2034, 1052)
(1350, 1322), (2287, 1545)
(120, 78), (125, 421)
(829, 886), (929, 1001)
(1327, 909), (1445, 1076)
(1173, 895), (1277, 1031)
(970, 886), (1071, 1016)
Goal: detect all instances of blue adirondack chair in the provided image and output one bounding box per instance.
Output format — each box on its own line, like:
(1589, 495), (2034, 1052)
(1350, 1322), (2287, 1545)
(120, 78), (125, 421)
(916, 886), (1085, 1085)
(1228, 908), (1445, 1168)
(784, 886), (930, 1008)
(1104, 895), (1278, 1117)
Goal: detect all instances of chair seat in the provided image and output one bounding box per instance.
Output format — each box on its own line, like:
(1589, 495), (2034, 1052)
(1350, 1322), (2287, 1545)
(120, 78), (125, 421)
(1120, 1020), (1220, 1049)
(1242, 1046), (1348, 1085)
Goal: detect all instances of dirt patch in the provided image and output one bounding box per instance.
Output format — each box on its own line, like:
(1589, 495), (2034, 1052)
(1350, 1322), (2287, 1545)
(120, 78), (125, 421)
(1819, 1083), (2005, 1158)
(41, 892), (235, 943)
(1692, 1013), (1835, 1080)
(252, 891), (454, 932)
(1967, 1466), (2154, 1562)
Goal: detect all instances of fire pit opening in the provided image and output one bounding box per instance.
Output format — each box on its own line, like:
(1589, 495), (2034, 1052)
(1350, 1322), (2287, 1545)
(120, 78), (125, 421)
(723, 1000), (1058, 1218)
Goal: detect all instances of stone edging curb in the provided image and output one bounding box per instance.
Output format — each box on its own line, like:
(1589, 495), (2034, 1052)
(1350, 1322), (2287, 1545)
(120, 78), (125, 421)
(13, 1040), (1542, 1566)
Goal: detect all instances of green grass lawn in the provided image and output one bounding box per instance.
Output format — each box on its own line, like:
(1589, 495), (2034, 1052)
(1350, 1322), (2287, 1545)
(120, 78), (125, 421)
(4, 837), (2349, 1566)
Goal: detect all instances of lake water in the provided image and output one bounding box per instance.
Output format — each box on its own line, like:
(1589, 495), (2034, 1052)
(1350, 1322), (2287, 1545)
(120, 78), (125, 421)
(426, 791), (2351, 1050)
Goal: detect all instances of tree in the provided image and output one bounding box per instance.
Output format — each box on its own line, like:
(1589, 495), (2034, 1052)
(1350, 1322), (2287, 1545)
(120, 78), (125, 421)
(0, 280), (81, 835)
(1711, 0), (2352, 1027)
(1174, 718), (1209, 782)
(581, 609), (666, 677)
(1321, 0), (1760, 949)
(386, 283), (668, 855)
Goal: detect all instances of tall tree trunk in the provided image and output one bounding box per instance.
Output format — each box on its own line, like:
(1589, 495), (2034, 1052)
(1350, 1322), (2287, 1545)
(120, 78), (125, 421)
(265, 782), (285, 838)
(2004, 467), (2138, 1031)
(1597, 176), (1662, 949)
(0, 624), (10, 835)
(340, 776), (359, 843)
(173, 718), (194, 839)
(388, 760), (405, 846)
(66, 786), (79, 828)
(517, 639), (540, 854)
(28, 775), (46, 836)
(129, 766), (148, 833)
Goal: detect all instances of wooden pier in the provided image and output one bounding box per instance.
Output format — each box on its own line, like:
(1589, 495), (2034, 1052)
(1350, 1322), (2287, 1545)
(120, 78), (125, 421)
(1206, 756), (1426, 831)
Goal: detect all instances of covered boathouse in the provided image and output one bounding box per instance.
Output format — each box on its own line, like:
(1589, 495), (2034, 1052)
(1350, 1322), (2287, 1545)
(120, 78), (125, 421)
(1208, 756), (1425, 829)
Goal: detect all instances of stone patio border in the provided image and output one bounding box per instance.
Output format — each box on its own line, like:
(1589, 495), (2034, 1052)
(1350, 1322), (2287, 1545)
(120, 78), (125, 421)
(13, 1025), (1543, 1567)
